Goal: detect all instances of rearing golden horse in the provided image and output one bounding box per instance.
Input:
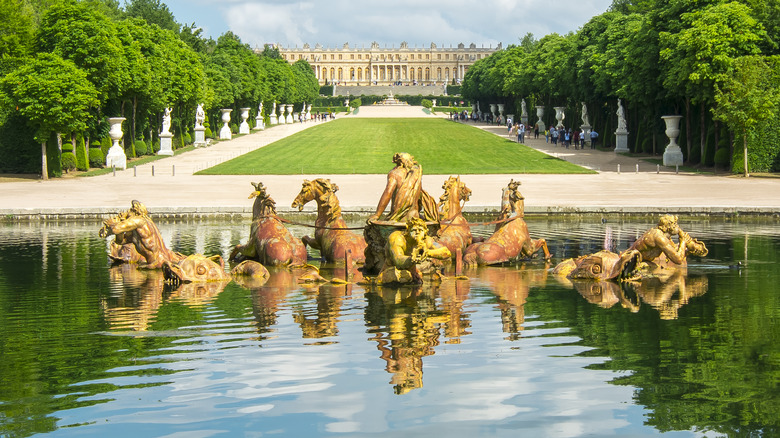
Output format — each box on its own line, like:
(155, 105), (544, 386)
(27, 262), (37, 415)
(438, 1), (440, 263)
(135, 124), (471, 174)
(464, 179), (551, 266)
(291, 178), (367, 264)
(436, 176), (472, 258)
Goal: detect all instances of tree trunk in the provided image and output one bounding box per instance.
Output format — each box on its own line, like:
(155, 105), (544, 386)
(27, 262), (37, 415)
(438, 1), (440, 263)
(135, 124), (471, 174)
(713, 119), (719, 168)
(41, 141), (48, 180)
(685, 97), (691, 163)
(743, 127), (749, 178)
(133, 96), (138, 143)
(700, 101), (706, 166)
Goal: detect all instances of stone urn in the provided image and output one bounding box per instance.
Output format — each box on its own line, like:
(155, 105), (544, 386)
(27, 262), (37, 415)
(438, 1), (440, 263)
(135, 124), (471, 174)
(662, 115), (684, 166)
(285, 104), (294, 124)
(535, 106), (546, 132)
(219, 109), (232, 140)
(239, 107), (251, 134)
(554, 107), (566, 129)
(497, 103), (505, 117)
(269, 103), (278, 125)
(105, 117), (127, 169)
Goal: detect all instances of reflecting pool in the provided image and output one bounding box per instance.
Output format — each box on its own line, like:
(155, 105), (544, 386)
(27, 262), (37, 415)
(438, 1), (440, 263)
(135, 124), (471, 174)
(0, 217), (777, 437)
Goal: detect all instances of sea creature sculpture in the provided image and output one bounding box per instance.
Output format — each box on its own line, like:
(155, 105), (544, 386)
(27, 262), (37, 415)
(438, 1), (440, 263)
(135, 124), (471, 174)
(291, 178), (367, 264)
(463, 180), (551, 266)
(99, 200), (184, 268)
(230, 182), (307, 266)
(162, 254), (230, 285)
(436, 176), (472, 258)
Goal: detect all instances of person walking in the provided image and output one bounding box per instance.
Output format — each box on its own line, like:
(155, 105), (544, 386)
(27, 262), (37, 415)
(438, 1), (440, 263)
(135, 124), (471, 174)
(590, 129), (599, 149)
(573, 129), (580, 150)
(551, 127), (559, 146)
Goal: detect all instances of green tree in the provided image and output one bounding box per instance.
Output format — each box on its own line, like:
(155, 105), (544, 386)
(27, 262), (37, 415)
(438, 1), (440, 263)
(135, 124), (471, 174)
(660, 2), (768, 163)
(712, 56), (780, 177)
(291, 59), (319, 104)
(124, 0), (179, 33)
(35, 2), (128, 104)
(0, 53), (99, 179)
(0, 0), (36, 59)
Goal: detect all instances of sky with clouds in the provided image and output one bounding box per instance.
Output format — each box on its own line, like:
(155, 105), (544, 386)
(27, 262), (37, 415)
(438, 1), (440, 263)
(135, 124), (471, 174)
(164, 0), (614, 50)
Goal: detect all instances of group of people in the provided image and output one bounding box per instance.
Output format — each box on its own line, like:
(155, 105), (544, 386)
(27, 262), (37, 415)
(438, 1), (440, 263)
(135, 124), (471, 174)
(507, 121), (539, 143)
(545, 126), (598, 150)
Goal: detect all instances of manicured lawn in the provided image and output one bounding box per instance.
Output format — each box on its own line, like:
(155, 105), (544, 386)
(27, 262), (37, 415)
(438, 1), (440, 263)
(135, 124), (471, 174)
(197, 118), (595, 175)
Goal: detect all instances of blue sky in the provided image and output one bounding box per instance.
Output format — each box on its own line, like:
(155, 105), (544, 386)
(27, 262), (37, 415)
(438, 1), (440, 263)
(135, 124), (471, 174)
(163, 0), (614, 50)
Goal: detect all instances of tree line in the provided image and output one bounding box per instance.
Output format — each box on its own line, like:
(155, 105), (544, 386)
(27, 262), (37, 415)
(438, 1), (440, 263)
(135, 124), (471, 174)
(0, 0), (319, 177)
(461, 0), (780, 176)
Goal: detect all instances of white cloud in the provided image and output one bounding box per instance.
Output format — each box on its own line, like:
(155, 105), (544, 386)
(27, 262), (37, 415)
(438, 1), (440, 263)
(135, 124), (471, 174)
(165, 0), (613, 48)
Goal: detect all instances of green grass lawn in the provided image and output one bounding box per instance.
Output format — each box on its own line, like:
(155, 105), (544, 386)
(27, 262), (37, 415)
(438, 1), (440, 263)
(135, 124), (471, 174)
(197, 118), (595, 175)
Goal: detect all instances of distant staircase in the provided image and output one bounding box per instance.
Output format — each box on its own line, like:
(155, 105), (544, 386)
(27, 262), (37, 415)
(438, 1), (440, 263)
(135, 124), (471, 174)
(333, 84), (447, 97)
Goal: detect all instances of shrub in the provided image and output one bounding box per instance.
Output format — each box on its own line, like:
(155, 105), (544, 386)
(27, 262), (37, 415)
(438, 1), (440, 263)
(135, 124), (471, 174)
(88, 148), (104, 168)
(100, 137), (111, 157)
(61, 140), (73, 152)
(152, 141), (160, 153)
(61, 151), (77, 172)
(421, 99), (433, 109)
(75, 134), (88, 171)
(230, 123), (238, 134)
(204, 127), (213, 138)
(349, 98), (362, 109)
(135, 140), (147, 155)
(183, 132), (192, 145)
(714, 148), (730, 168)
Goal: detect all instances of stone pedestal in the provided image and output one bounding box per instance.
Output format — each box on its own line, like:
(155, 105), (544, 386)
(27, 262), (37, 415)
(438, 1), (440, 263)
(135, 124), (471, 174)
(193, 126), (206, 147)
(662, 115), (684, 166)
(239, 107), (250, 134)
(614, 128), (629, 153)
(105, 117), (127, 169)
(285, 105), (293, 124)
(254, 114), (264, 130)
(535, 106), (545, 133)
(269, 104), (278, 125)
(219, 109), (232, 140)
(580, 124), (592, 147)
(158, 132), (173, 155)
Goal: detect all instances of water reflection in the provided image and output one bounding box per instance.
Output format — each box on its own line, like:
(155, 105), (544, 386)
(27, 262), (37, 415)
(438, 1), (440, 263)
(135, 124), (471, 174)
(0, 219), (777, 437)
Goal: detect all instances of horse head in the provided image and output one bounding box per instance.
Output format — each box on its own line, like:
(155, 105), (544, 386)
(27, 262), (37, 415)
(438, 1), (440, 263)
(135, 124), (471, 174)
(438, 176), (471, 219)
(499, 179), (523, 219)
(249, 182), (276, 217)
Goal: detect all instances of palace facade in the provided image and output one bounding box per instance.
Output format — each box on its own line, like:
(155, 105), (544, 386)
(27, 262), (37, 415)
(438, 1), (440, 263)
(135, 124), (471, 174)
(276, 41), (501, 86)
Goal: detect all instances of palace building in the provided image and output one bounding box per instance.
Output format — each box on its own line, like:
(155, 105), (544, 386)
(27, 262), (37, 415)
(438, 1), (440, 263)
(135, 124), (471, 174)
(275, 41), (501, 86)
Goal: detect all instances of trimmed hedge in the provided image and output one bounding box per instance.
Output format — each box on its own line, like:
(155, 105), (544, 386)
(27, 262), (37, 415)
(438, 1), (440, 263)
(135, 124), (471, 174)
(135, 140), (148, 155)
(75, 134), (88, 171)
(88, 148), (104, 168)
(61, 151), (77, 172)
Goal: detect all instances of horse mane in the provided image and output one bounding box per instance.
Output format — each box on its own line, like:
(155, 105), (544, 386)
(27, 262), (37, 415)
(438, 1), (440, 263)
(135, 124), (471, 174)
(314, 179), (342, 221)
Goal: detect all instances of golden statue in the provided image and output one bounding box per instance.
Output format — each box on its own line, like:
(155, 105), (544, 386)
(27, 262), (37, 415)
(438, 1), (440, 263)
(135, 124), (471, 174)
(628, 214), (708, 268)
(99, 200), (184, 269)
(378, 218), (451, 284)
(368, 152), (439, 223)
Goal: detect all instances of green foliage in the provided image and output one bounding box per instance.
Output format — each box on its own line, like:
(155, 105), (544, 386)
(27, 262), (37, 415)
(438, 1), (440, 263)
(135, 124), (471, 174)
(713, 56), (780, 175)
(421, 99), (433, 109)
(714, 147), (730, 167)
(183, 132), (191, 145)
(446, 85), (462, 95)
(100, 137), (111, 157)
(88, 147), (104, 168)
(230, 123), (238, 134)
(349, 98), (362, 109)
(134, 139), (147, 155)
(204, 127), (213, 138)
(61, 140), (74, 153)
(319, 85), (334, 96)
(0, 0), (35, 58)
(75, 134), (88, 171)
(61, 151), (76, 171)
(0, 112), (38, 173)
(0, 53), (99, 143)
(124, 0), (180, 33)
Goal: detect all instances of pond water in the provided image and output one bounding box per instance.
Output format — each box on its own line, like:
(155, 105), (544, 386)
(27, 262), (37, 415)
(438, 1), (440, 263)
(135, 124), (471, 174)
(0, 217), (778, 437)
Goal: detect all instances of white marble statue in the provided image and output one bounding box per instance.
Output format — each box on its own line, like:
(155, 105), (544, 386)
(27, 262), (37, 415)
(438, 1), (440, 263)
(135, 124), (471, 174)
(195, 103), (205, 128)
(581, 102), (590, 126)
(521, 100), (527, 118)
(161, 107), (172, 135)
(617, 99), (626, 130)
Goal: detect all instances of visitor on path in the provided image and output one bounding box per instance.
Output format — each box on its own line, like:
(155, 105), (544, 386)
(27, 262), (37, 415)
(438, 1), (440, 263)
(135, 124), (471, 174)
(580, 129), (586, 149)
(590, 129), (599, 149)
(518, 124), (525, 143)
(551, 127), (559, 146)
(573, 130), (580, 150)
(564, 129), (571, 149)
(534, 125), (539, 139)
